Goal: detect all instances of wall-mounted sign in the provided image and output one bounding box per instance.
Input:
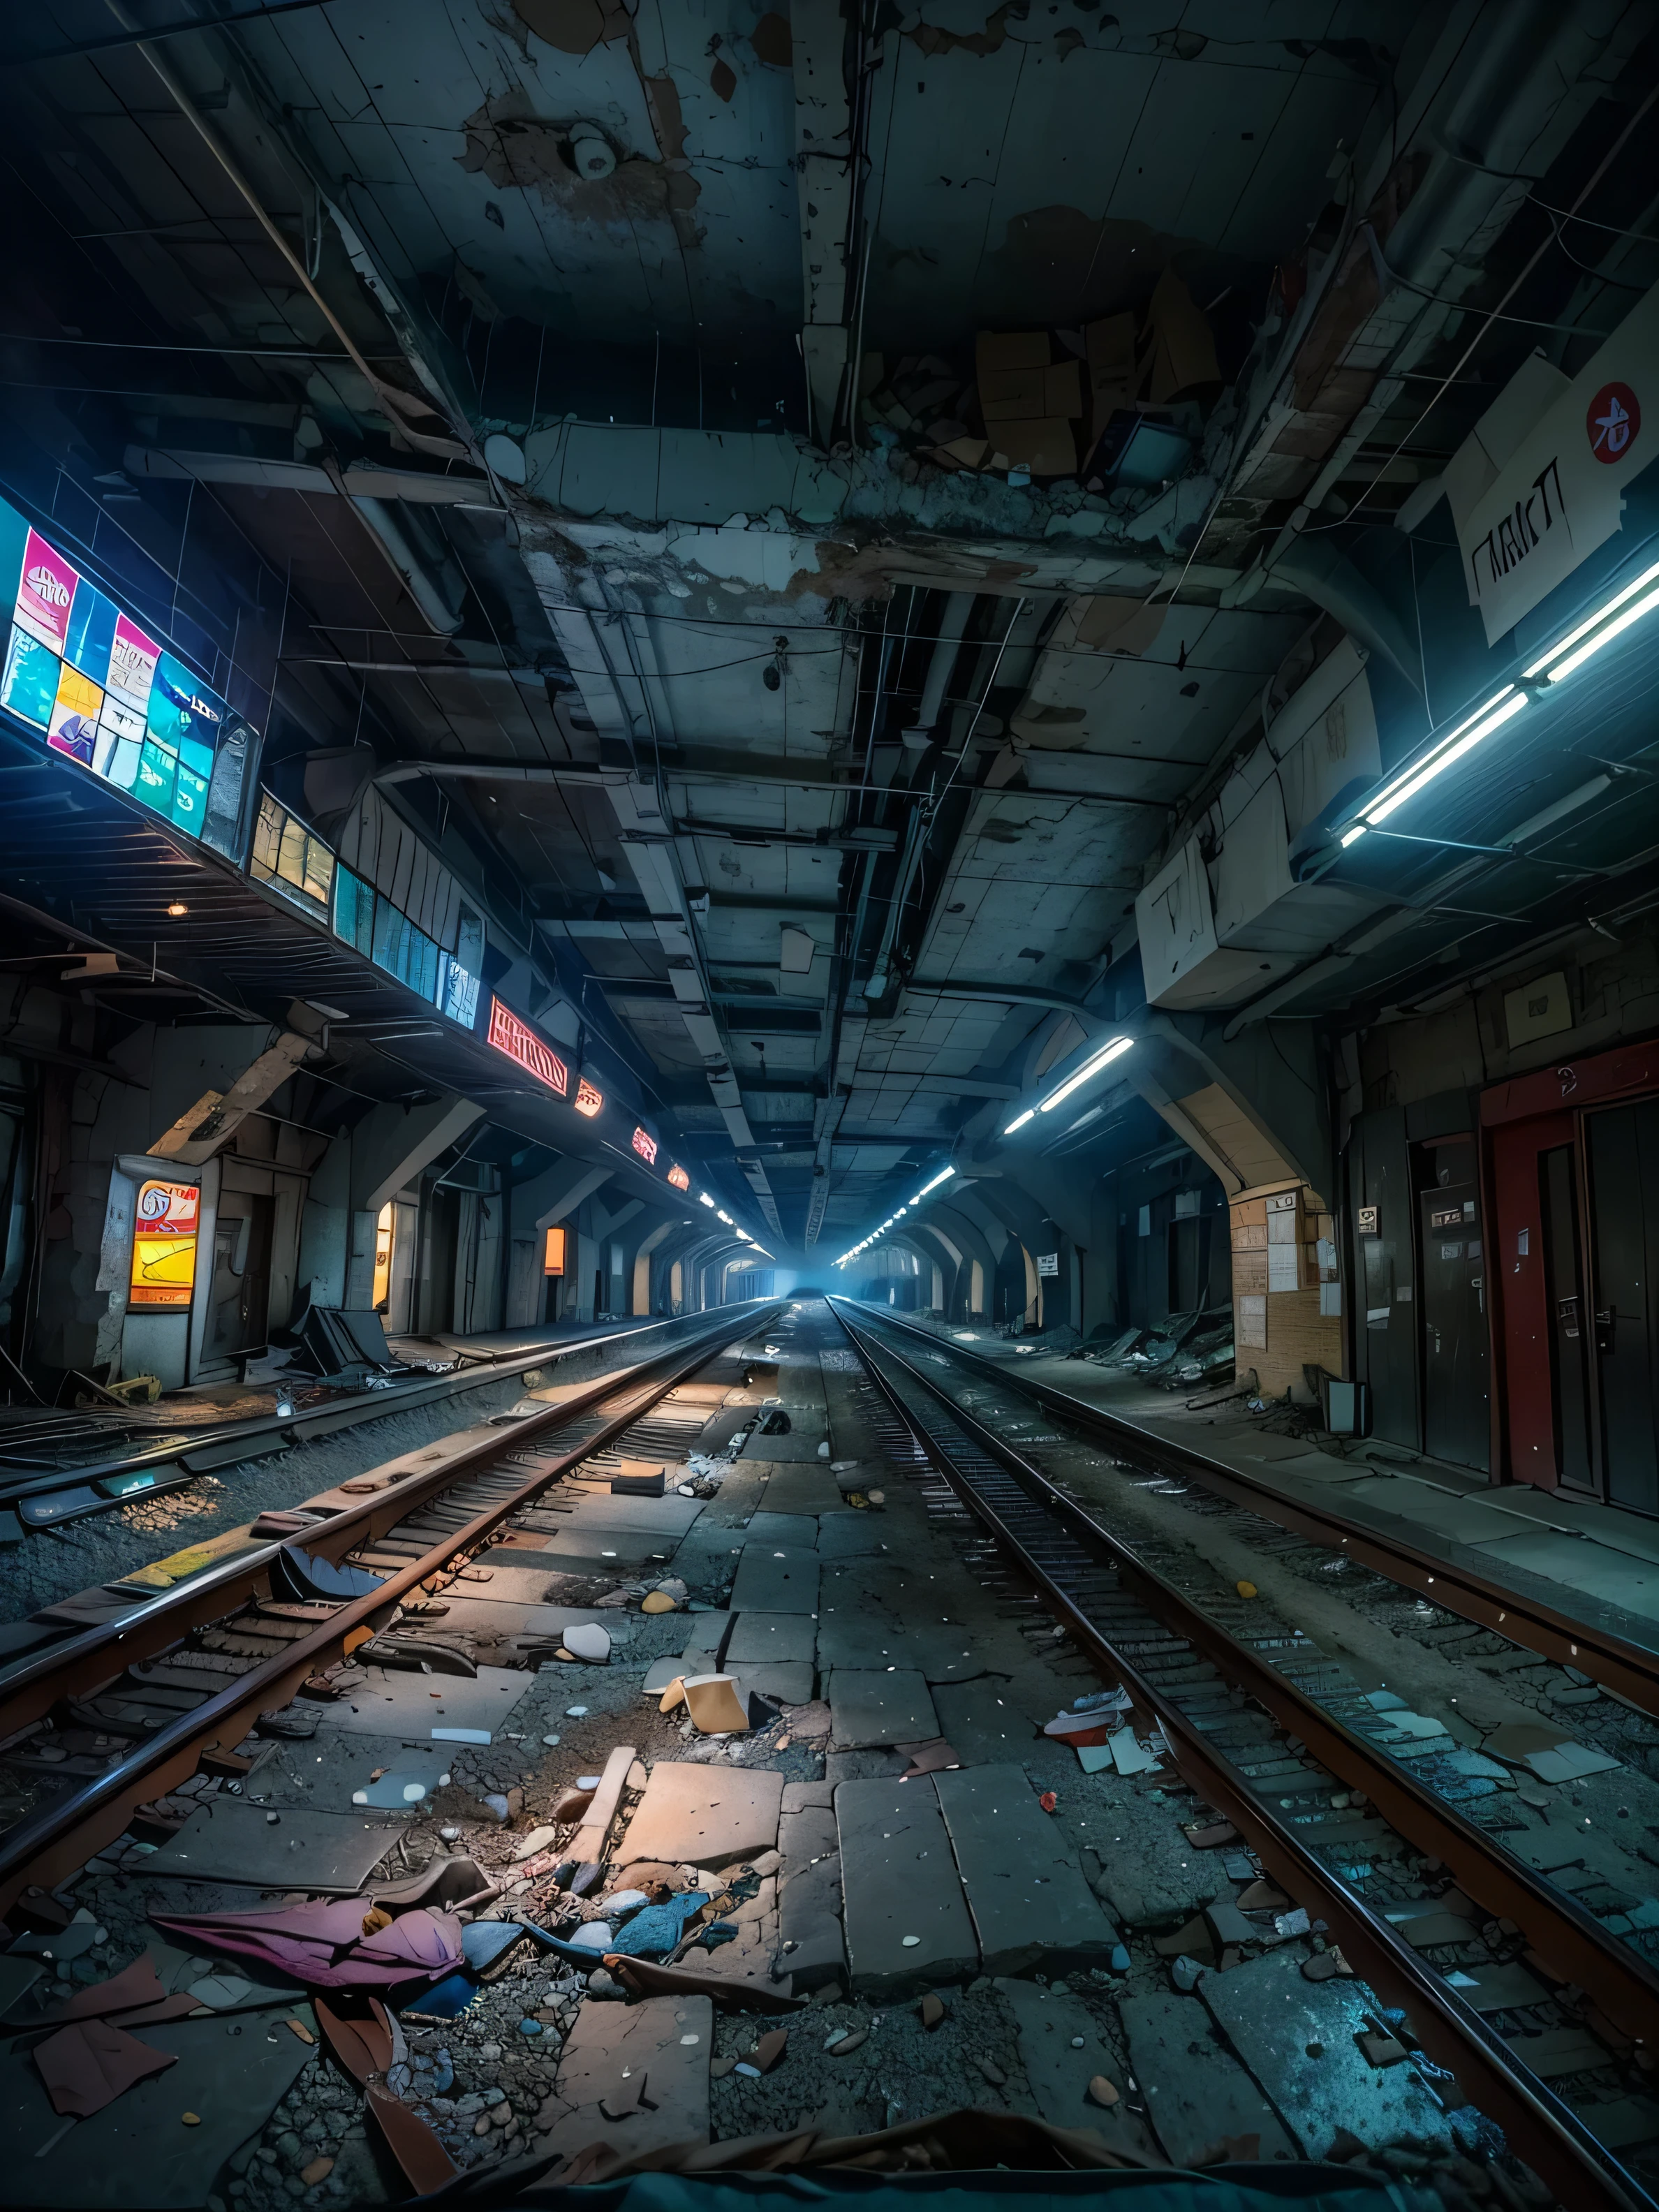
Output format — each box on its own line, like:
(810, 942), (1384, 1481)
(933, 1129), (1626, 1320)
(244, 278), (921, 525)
(1357, 1204), (1380, 1236)
(130, 1178), (200, 1307)
(575, 1079), (603, 1118)
(1447, 281), (1659, 643)
(543, 1225), (566, 1276)
(1036, 1251), (1059, 1276)
(0, 499), (249, 854)
(487, 996), (568, 1095)
(631, 1125), (658, 1164)
(667, 1163), (691, 1192)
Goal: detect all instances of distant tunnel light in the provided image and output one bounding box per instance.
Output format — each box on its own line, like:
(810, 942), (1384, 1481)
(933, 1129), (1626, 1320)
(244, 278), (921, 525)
(716, 1210), (732, 1223)
(1038, 1033), (1133, 1113)
(1003, 1108), (1035, 1135)
(698, 1192), (716, 1207)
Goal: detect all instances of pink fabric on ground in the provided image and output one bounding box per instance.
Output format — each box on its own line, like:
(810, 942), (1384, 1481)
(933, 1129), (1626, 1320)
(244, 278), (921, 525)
(148, 1900), (463, 1991)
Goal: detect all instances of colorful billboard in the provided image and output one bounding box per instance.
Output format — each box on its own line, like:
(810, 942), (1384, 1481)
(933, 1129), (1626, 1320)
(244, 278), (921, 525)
(0, 499), (252, 857)
(129, 1179), (200, 1308)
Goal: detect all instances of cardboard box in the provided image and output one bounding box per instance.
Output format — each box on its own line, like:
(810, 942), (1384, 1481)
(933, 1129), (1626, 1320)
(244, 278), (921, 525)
(975, 330), (1051, 376)
(995, 418), (1077, 476)
(1084, 312), (1136, 374)
(980, 366), (1048, 421)
(1043, 359), (1083, 419)
(929, 436), (993, 472)
(1140, 268), (1220, 402)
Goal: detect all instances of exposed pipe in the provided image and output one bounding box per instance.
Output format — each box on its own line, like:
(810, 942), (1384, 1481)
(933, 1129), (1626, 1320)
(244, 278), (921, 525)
(105, 0), (469, 462)
(901, 591), (973, 746)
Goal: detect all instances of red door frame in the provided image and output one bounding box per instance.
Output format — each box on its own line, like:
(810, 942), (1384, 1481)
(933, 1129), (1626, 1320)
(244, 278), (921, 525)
(1480, 1036), (1659, 1488)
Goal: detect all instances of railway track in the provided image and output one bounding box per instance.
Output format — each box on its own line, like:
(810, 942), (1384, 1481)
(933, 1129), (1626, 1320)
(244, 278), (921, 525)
(0, 1300), (781, 1916)
(832, 1304), (1659, 1725)
(0, 1311), (719, 1532)
(828, 1295), (1659, 2212)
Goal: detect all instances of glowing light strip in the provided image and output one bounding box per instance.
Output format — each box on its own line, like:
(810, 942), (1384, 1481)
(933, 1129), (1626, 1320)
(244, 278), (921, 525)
(1038, 1034), (1133, 1112)
(1524, 556), (1659, 678)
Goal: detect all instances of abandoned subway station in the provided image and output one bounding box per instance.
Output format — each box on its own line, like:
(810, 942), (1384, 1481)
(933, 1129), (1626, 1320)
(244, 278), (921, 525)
(15, 3), (1659, 2208)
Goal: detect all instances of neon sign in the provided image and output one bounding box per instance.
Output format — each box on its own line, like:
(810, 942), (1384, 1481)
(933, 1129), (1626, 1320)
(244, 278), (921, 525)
(668, 1163), (691, 1192)
(631, 1126), (658, 1165)
(0, 500), (248, 853)
(486, 996), (568, 1095)
(575, 1079), (603, 1118)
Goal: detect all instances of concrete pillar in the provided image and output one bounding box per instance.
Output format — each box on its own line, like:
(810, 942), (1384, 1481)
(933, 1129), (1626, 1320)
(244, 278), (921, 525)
(345, 1094), (481, 1309)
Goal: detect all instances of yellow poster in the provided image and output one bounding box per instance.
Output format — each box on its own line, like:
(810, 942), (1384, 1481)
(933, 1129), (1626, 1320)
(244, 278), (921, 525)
(130, 1178), (199, 1307)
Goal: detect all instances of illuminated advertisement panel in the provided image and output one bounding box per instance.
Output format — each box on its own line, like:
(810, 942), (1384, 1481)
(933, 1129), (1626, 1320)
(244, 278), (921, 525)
(486, 996), (568, 1095)
(0, 501), (249, 855)
(129, 1179), (200, 1308)
(631, 1126), (658, 1165)
(574, 1079), (603, 1118)
(543, 1225), (566, 1276)
(667, 1163), (691, 1192)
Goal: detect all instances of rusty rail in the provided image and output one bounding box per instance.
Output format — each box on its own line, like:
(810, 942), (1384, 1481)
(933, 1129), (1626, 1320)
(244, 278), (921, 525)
(832, 1300), (1656, 2212)
(0, 1303), (781, 1912)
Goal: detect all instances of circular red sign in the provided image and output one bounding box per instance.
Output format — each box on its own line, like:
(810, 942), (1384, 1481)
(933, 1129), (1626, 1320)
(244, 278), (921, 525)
(1587, 380), (1641, 464)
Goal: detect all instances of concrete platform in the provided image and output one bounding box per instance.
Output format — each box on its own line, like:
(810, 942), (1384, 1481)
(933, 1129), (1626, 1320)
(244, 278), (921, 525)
(834, 1776), (978, 1995)
(933, 1763), (1119, 1973)
(875, 1307), (1659, 1663)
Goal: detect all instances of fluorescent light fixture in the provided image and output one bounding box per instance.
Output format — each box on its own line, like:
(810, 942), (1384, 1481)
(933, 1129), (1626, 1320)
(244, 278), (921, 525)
(1540, 575), (1659, 684)
(1038, 1034), (1133, 1113)
(716, 1209), (732, 1223)
(1525, 556), (1659, 680)
(698, 1192), (715, 1207)
(1003, 1108), (1035, 1135)
(913, 1167), (955, 1202)
(1340, 687), (1526, 844)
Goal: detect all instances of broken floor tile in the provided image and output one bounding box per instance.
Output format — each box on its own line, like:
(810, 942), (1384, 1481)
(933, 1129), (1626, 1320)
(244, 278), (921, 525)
(621, 1762), (783, 1867)
(724, 1614), (816, 1665)
(755, 1469), (849, 1514)
(1199, 1949), (1452, 2155)
(993, 1978), (1159, 2158)
(1119, 1992), (1298, 2166)
(313, 1664), (532, 1741)
(825, 1669), (940, 1750)
(141, 1799), (405, 1891)
(933, 1763), (1119, 1975)
(0, 2003), (314, 2205)
(728, 1547), (820, 1614)
(531, 1993), (711, 2165)
(834, 1777), (977, 1996)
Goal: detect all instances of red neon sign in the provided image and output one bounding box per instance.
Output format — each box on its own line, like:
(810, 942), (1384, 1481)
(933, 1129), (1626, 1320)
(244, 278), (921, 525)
(632, 1125), (658, 1165)
(487, 996), (568, 1096)
(667, 1162), (691, 1191)
(575, 1078), (603, 1118)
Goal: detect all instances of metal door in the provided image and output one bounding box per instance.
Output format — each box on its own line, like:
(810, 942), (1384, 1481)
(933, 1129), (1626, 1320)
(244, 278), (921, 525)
(1585, 1100), (1659, 1515)
(1539, 1143), (1595, 1490)
(205, 1190), (273, 1362)
(1416, 1139), (1489, 1472)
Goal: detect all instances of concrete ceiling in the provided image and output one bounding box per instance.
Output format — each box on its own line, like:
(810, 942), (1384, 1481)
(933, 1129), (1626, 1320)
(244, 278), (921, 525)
(2, 0), (1653, 1268)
